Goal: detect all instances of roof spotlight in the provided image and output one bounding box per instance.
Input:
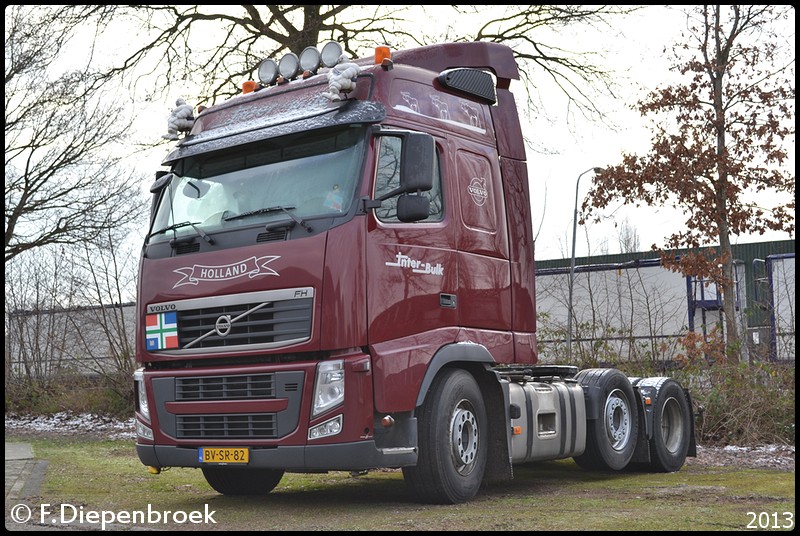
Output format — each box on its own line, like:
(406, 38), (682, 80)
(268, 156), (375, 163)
(258, 58), (279, 85)
(321, 41), (343, 68)
(278, 53), (300, 80)
(299, 46), (322, 73)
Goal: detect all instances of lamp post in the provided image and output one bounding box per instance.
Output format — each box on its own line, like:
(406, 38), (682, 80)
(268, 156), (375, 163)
(567, 167), (604, 361)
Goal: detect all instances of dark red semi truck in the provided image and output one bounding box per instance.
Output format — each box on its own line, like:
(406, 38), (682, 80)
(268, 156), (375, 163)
(134, 41), (695, 504)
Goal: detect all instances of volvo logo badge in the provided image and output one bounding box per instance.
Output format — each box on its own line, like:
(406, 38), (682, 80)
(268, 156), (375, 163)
(215, 315), (232, 337)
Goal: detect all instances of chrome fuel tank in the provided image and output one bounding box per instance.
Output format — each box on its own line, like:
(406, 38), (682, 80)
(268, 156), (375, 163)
(509, 381), (586, 463)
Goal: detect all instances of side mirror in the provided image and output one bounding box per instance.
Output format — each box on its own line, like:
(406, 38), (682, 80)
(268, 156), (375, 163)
(397, 194), (430, 223)
(150, 171), (173, 193)
(400, 132), (435, 193)
(375, 131), (436, 202)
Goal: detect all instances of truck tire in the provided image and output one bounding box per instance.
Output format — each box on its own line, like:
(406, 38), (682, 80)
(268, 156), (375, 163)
(647, 378), (692, 472)
(573, 368), (638, 471)
(201, 467), (285, 495)
(402, 368), (488, 504)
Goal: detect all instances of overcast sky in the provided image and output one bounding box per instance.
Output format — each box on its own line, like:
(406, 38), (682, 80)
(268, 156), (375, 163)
(520, 5), (795, 260)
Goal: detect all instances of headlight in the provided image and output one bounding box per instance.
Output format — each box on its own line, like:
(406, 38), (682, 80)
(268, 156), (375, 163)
(312, 360), (344, 417)
(134, 369), (150, 421)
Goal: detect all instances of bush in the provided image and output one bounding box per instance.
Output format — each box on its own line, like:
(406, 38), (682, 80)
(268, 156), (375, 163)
(5, 370), (133, 419)
(674, 361), (795, 446)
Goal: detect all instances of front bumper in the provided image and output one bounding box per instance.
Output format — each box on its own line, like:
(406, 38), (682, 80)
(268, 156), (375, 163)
(136, 440), (417, 471)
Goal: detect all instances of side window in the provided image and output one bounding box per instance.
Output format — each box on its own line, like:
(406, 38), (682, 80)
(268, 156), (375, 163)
(374, 136), (444, 223)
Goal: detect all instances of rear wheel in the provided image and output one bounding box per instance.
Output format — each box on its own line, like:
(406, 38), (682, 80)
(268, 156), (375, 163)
(403, 369), (488, 504)
(573, 368), (639, 471)
(201, 467), (285, 495)
(647, 378), (691, 472)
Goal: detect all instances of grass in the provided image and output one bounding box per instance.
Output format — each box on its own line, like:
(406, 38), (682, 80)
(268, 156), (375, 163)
(6, 435), (795, 531)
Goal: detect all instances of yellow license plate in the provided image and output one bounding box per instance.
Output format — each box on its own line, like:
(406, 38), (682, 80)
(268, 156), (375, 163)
(199, 447), (249, 464)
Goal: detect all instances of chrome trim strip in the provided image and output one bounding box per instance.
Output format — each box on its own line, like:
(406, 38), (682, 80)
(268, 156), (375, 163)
(154, 336), (311, 357)
(146, 287), (314, 313)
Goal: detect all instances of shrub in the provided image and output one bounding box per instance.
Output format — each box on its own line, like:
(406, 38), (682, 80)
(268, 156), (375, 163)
(674, 361), (795, 446)
(5, 370), (133, 419)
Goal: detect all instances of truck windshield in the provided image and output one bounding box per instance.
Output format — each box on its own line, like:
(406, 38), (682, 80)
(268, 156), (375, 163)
(148, 125), (366, 243)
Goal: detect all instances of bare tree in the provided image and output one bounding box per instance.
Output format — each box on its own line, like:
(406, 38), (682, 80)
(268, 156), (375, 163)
(5, 248), (77, 385)
(64, 230), (138, 398)
(583, 6), (795, 361)
(5, 232), (137, 406)
(459, 5), (642, 122)
(4, 5), (147, 262)
(616, 217), (641, 254)
(99, 5), (424, 106)
(91, 5), (638, 116)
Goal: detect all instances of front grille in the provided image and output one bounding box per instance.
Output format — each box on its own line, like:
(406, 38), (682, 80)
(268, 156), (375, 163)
(176, 374), (274, 401)
(156, 370), (305, 441)
(178, 297), (312, 349)
(177, 414), (276, 439)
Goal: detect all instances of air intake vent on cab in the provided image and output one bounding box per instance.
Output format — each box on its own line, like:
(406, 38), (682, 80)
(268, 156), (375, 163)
(257, 229), (288, 243)
(175, 241), (200, 255)
(438, 68), (497, 104)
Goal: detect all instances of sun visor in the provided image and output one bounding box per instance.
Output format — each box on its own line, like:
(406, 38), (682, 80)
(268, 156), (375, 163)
(163, 98), (385, 164)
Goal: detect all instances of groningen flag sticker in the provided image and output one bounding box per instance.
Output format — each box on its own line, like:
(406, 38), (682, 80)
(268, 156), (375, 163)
(145, 311), (179, 351)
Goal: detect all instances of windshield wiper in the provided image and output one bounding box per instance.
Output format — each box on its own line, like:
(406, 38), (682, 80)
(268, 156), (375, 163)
(224, 205), (295, 221)
(225, 205), (312, 232)
(148, 221), (215, 244)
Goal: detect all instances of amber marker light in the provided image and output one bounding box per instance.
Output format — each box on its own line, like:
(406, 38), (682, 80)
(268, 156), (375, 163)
(242, 80), (257, 94)
(375, 45), (391, 64)
(381, 415), (395, 428)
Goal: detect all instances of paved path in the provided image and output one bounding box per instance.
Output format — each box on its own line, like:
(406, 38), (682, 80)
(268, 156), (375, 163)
(5, 442), (156, 531)
(5, 442), (48, 503)
(5, 442), (57, 531)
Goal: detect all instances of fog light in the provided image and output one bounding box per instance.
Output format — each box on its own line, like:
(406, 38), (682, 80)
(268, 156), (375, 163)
(321, 41), (343, 67)
(299, 46), (321, 73)
(279, 52), (300, 79)
(308, 415), (343, 440)
(258, 58), (279, 85)
(136, 420), (154, 441)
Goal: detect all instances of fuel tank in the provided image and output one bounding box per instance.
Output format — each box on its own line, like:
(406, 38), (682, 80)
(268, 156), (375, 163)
(509, 381), (587, 463)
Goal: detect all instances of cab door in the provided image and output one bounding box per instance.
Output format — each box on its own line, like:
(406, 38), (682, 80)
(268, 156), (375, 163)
(365, 133), (458, 412)
(366, 134), (457, 342)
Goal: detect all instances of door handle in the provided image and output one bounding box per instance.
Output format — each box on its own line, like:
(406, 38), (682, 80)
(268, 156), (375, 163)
(439, 293), (457, 308)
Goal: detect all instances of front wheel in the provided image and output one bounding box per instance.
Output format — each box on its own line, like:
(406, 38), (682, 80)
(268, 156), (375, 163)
(573, 368), (639, 471)
(201, 467), (285, 495)
(403, 369), (488, 504)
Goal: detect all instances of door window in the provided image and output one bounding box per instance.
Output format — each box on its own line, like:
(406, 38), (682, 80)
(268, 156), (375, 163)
(373, 136), (444, 223)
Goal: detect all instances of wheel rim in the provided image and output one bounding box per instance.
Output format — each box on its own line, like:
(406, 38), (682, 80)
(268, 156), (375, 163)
(604, 388), (632, 451)
(450, 399), (479, 475)
(661, 397), (685, 454)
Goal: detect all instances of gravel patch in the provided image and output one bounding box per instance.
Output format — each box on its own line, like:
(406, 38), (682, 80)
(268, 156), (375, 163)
(688, 443), (795, 471)
(5, 412), (136, 440)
